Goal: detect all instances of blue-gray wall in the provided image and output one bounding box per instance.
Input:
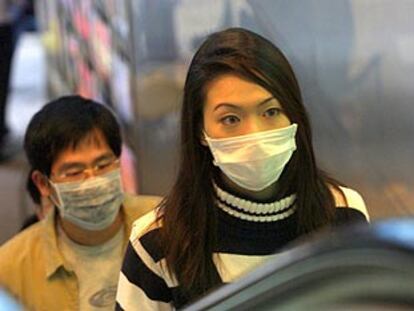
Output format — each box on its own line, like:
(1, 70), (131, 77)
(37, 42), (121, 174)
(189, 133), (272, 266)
(128, 0), (414, 219)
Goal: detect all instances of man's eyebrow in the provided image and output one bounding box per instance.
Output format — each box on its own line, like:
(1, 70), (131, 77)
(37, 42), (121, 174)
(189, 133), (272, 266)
(213, 97), (276, 111)
(57, 162), (84, 172)
(93, 153), (116, 163)
(57, 153), (115, 172)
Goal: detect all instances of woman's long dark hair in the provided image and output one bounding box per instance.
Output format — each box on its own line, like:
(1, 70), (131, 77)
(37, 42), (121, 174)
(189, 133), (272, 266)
(158, 28), (344, 299)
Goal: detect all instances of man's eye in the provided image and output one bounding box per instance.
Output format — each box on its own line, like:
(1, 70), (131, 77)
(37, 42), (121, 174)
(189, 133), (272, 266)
(64, 170), (83, 177)
(96, 162), (112, 171)
(263, 108), (280, 118)
(220, 115), (240, 125)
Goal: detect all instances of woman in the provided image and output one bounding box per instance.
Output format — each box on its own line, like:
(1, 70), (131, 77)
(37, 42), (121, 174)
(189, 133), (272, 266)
(116, 28), (369, 310)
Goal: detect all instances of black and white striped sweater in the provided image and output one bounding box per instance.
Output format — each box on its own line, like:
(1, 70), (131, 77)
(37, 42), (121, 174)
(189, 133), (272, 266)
(116, 186), (369, 310)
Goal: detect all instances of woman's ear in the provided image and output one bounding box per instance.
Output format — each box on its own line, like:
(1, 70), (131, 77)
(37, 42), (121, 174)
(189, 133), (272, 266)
(199, 127), (209, 146)
(200, 134), (208, 146)
(31, 170), (52, 197)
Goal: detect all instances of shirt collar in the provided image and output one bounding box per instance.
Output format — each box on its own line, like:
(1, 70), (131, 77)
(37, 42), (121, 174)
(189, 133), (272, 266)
(42, 202), (134, 279)
(42, 207), (69, 278)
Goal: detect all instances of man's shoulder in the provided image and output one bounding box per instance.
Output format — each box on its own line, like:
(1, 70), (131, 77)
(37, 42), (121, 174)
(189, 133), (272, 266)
(123, 194), (162, 221)
(0, 222), (44, 255)
(0, 221), (60, 310)
(0, 221), (45, 277)
(124, 194), (163, 206)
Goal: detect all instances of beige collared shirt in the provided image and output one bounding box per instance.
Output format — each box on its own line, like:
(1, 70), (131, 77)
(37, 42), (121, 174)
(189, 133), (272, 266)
(0, 194), (161, 311)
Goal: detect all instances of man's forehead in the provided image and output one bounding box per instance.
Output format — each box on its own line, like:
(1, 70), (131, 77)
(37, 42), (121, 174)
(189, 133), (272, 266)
(52, 130), (113, 168)
(68, 129), (109, 150)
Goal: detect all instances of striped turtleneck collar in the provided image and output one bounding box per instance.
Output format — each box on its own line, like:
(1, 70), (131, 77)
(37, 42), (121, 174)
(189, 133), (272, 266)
(213, 183), (297, 223)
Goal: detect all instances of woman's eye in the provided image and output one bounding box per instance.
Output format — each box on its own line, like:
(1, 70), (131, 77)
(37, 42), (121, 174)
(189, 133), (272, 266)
(220, 115), (240, 125)
(263, 108), (280, 118)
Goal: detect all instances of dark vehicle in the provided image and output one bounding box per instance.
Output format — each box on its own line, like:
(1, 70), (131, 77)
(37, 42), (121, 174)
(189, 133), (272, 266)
(184, 218), (414, 310)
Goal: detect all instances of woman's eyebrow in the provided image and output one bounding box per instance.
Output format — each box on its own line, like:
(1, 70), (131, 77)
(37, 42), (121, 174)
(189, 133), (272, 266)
(213, 97), (275, 112)
(257, 96), (276, 107)
(213, 103), (241, 112)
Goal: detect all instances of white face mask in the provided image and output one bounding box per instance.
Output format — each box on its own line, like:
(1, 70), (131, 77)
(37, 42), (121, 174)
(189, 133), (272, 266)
(49, 169), (124, 231)
(205, 124), (298, 191)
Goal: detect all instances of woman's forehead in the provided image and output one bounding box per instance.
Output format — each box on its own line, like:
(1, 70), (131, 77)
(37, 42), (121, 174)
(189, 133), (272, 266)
(203, 74), (277, 111)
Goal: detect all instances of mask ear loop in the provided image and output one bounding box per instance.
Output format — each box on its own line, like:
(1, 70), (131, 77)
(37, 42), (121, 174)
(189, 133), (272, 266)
(47, 178), (64, 208)
(203, 131), (221, 167)
(200, 129), (210, 147)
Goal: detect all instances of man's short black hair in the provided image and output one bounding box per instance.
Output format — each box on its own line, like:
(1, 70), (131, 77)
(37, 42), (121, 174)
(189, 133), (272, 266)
(24, 95), (122, 204)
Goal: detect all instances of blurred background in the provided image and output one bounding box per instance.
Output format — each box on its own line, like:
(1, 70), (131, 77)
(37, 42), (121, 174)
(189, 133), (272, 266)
(0, 0), (413, 244)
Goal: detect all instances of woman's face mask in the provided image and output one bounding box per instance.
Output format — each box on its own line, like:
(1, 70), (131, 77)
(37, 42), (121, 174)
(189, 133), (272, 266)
(205, 124), (298, 191)
(49, 169), (124, 231)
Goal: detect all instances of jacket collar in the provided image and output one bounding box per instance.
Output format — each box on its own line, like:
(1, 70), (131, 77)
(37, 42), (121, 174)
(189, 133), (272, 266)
(42, 207), (67, 278)
(42, 202), (135, 279)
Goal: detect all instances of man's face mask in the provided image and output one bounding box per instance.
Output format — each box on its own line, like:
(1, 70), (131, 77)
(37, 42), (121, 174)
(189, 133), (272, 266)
(49, 169), (124, 231)
(205, 124), (298, 191)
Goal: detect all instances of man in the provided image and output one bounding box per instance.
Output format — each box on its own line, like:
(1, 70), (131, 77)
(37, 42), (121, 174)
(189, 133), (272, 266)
(0, 96), (161, 310)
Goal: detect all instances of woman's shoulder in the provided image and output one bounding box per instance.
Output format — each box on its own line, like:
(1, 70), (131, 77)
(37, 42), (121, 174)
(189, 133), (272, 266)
(330, 185), (370, 221)
(130, 209), (162, 243)
(127, 209), (166, 265)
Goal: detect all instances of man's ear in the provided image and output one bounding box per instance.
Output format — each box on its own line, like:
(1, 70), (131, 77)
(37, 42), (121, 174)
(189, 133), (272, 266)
(35, 196), (54, 220)
(31, 170), (52, 197)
